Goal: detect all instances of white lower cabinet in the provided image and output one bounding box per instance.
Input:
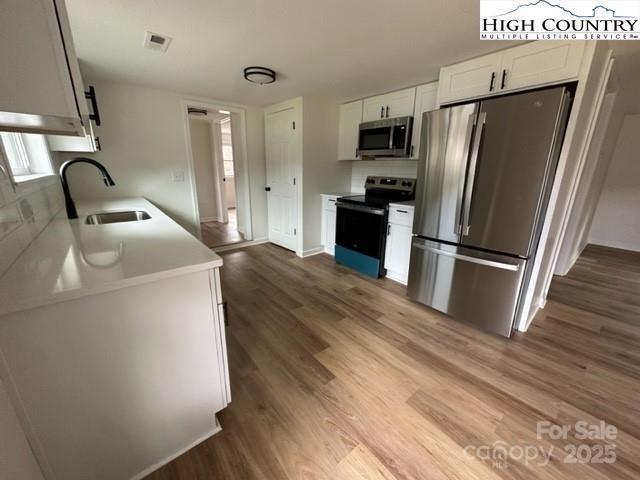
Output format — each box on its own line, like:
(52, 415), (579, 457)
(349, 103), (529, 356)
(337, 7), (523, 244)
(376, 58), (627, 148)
(0, 268), (230, 480)
(321, 194), (338, 255)
(384, 205), (414, 284)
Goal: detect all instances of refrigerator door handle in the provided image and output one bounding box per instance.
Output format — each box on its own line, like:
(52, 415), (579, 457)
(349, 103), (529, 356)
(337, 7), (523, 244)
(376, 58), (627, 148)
(413, 241), (521, 272)
(462, 111), (486, 236)
(454, 113), (477, 235)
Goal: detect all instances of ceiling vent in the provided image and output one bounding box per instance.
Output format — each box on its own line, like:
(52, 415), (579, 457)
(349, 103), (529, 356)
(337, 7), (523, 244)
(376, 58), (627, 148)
(143, 31), (172, 52)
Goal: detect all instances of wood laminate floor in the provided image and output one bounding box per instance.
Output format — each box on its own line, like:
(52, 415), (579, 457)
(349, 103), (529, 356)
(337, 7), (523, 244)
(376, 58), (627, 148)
(201, 209), (245, 248)
(147, 243), (640, 480)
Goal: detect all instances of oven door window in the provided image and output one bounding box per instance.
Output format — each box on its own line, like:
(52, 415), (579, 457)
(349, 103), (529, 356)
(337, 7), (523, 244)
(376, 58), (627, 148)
(336, 206), (386, 258)
(359, 127), (391, 151)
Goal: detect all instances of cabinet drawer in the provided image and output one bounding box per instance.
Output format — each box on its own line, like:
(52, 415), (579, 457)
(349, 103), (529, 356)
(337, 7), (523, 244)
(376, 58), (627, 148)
(389, 206), (414, 227)
(323, 196), (338, 212)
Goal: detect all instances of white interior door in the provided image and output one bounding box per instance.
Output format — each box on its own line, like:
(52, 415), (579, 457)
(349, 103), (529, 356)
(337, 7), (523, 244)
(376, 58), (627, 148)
(265, 107), (299, 251)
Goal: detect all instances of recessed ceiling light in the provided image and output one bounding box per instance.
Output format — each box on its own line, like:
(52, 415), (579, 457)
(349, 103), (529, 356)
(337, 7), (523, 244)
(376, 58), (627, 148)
(143, 31), (172, 52)
(244, 66), (276, 85)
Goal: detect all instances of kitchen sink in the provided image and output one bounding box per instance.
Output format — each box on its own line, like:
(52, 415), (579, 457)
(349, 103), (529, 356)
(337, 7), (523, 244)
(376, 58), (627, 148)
(85, 210), (151, 225)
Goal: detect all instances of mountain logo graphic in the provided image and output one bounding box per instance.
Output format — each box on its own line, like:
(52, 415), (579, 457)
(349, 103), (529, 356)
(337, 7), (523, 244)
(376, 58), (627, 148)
(480, 0), (640, 39)
(493, 0), (634, 18)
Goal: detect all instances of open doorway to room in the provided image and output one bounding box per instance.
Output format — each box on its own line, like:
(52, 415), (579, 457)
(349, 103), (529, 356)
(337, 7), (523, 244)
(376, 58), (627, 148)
(184, 102), (252, 249)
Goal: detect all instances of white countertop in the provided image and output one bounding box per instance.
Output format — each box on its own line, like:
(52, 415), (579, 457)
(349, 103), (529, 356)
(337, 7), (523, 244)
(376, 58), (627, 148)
(389, 200), (415, 208)
(321, 192), (358, 197)
(0, 198), (222, 316)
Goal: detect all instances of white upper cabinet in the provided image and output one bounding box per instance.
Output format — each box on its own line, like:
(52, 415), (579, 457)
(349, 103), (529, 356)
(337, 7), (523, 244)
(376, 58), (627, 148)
(500, 42), (586, 92)
(363, 87), (416, 122)
(0, 0), (88, 136)
(438, 41), (587, 105)
(438, 51), (503, 105)
(337, 100), (363, 160)
(410, 82), (438, 159)
(48, 120), (99, 153)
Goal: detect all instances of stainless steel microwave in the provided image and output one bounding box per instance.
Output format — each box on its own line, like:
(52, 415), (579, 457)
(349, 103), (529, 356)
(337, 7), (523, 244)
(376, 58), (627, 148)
(357, 116), (413, 158)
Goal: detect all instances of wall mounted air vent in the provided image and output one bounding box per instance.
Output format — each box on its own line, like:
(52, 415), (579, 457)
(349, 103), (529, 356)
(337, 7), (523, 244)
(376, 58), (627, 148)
(143, 31), (172, 52)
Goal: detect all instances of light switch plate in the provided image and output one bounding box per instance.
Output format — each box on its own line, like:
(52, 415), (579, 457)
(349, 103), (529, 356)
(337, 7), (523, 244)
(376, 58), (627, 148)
(172, 170), (185, 182)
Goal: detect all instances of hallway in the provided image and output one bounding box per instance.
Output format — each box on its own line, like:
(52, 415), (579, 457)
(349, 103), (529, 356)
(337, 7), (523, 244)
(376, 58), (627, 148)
(200, 209), (245, 248)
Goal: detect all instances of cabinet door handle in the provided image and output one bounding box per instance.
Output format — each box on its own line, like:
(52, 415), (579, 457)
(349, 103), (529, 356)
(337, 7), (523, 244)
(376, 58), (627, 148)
(328, 199), (336, 203)
(84, 86), (101, 126)
(387, 224), (391, 236)
(489, 72), (496, 92)
(396, 210), (409, 214)
(501, 69), (507, 89)
(410, 145), (415, 157)
(380, 106), (384, 118)
(385, 106), (390, 118)
(265, 187), (271, 192)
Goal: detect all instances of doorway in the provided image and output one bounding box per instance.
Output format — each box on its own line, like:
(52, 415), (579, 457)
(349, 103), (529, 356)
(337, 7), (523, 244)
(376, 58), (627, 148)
(184, 102), (252, 249)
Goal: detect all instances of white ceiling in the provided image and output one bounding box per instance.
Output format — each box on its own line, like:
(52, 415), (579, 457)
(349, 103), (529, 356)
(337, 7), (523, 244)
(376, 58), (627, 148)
(66, 0), (522, 106)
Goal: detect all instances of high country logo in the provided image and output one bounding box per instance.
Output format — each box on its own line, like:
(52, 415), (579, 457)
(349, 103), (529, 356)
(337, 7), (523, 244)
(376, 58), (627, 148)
(480, 0), (640, 40)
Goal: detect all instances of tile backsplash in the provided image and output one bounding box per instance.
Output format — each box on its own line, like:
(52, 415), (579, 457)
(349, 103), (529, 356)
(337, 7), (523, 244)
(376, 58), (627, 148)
(350, 160), (418, 193)
(0, 169), (63, 276)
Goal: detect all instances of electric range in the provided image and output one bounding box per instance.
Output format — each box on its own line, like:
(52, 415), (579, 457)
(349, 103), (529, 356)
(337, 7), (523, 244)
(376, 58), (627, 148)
(334, 176), (415, 278)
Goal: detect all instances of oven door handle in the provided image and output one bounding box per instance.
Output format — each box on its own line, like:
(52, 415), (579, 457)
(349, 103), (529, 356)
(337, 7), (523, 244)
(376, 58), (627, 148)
(336, 202), (386, 216)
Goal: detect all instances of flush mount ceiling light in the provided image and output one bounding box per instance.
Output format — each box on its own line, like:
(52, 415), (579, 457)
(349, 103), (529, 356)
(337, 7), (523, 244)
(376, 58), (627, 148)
(243, 66), (276, 85)
(187, 107), (207, 116)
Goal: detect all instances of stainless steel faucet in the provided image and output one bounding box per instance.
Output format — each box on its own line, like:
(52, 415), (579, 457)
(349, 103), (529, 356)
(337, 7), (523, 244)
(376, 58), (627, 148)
(59, 157), (115, 219)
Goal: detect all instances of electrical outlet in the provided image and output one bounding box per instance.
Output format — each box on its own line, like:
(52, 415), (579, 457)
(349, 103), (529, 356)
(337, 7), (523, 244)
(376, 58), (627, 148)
(172, 170), (185, 182)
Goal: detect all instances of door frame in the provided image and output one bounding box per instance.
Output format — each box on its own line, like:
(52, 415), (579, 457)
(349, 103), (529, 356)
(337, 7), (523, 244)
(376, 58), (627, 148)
(210, 119), (228, 223)
(263, 97), (303, 256)
(181, 99), (253, 241)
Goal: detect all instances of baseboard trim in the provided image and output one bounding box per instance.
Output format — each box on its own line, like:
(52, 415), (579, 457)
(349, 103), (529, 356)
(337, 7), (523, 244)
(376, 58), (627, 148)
(130, 417), (222, 480)
(555, 243), (586, 277)
(300, 246), (324, 258)
(589, 238), (640, 253)
(212, 238), (269, 252)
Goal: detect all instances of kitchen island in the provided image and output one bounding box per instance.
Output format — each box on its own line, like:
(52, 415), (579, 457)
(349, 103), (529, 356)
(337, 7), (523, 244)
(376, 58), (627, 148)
(0, 198), (230, 480)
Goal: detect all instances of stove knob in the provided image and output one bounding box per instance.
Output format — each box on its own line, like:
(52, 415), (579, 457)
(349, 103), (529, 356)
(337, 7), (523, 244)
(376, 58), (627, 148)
(402, 181), (408, 187)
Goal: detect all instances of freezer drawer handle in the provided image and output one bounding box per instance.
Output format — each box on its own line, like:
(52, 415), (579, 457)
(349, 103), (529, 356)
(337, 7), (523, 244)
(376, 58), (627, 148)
(414, 243), (520, 272)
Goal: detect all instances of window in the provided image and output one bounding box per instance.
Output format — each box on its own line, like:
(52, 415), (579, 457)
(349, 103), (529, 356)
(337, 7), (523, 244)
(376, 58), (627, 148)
(220, 119), (234, 177)
(0, 132), (53, 180)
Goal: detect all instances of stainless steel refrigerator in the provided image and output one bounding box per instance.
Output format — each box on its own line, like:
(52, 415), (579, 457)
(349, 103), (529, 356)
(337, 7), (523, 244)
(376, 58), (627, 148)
(407, 86), (572, 337)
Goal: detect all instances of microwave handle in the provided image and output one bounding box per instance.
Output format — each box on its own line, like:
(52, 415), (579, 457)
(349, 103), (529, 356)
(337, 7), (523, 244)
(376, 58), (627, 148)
(388, 125), (395, 150)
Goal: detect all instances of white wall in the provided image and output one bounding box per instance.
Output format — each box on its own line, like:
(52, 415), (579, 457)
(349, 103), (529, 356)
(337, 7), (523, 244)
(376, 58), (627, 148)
(224, 179), (236, 209)
(589, 113), (640, 252)
(554, 75), (624, 274)
(301, 94), (351, 253)
(0, 170), (62, 276)
(189, 119), (218, 221)
(58, 80), (268, 239)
